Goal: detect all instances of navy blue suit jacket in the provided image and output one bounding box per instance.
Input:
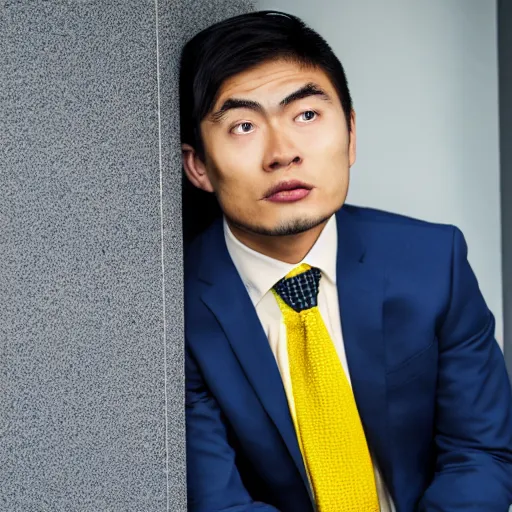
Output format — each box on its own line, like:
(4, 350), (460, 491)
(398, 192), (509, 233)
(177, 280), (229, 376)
(185, 205), (512, 512)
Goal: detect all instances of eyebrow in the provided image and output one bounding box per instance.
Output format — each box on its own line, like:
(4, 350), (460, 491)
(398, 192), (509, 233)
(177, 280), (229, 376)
(209, 83), (332, 123)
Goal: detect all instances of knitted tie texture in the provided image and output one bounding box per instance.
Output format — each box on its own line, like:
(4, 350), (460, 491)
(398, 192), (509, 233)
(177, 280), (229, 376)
(272, 263), (379, 512)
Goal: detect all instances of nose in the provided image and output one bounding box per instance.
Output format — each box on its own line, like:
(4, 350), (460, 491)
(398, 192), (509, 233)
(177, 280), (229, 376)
(263, 128), (302, 172)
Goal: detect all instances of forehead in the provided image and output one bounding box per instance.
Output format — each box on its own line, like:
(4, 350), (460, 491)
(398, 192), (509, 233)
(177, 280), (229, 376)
(213, 59), (337, 108)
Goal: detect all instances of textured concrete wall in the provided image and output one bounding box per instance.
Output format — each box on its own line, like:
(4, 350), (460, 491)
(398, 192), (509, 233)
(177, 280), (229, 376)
(0, 0), (252, 510)
(499, 0), (512, 377)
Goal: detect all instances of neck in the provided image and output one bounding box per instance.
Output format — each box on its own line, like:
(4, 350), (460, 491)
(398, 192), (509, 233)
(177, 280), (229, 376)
(227, 219), (329, 264)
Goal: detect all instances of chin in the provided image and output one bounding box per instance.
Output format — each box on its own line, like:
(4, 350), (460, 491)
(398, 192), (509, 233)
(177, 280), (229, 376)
(274, 213), (332, 236)
(229, 211), (334, 237)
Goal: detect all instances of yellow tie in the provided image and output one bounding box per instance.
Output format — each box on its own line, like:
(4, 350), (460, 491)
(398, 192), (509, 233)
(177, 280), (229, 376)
(272, 263), (379, 512)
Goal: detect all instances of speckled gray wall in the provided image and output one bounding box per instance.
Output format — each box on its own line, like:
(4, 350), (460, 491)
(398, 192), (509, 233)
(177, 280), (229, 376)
(0, 1), (252, 510)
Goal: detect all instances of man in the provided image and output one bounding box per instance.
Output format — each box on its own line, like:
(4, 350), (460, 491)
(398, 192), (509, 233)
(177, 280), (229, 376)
(180, 10), (512, 512)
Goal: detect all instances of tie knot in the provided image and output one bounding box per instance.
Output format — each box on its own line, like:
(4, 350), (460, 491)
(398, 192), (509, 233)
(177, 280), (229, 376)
(273, 264), (322, 312)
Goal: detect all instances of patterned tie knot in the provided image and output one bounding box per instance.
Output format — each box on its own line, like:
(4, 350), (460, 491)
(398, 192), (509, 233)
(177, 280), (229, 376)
(273, 263), (322, 312)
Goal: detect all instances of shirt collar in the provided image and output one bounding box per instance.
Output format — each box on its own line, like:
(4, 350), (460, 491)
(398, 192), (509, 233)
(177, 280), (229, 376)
(224, 215), (338, 306)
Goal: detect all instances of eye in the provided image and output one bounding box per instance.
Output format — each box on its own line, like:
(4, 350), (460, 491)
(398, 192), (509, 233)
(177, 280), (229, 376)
(296, 110), (318, 123)
(231, 122), (255, 135)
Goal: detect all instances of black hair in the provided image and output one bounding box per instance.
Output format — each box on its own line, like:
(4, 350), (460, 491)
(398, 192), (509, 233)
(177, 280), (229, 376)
(179, 10), (353, 160)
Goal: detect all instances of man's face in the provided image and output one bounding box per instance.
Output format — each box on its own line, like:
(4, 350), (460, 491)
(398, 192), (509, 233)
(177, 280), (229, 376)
(186, 59), (356, 237)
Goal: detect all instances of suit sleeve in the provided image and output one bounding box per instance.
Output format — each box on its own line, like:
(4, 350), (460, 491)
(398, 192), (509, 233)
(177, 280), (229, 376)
(418, 227), (512, 511)
(186, 344), (280, 512)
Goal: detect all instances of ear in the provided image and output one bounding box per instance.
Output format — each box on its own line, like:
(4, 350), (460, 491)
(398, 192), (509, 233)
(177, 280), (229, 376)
(182, 143), (215, 193)
(348, 110), (357, 167)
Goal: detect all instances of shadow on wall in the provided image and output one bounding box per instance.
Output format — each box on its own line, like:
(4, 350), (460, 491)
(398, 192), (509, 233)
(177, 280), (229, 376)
(183, 176), (222, 245)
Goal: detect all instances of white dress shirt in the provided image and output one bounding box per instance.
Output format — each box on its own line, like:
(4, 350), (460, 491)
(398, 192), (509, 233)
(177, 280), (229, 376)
(224, 214), (394, 512)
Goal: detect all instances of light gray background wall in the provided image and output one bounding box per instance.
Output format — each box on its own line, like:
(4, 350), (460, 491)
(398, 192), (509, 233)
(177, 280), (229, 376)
(0, 0), (252, 510)
(256, 0), (505, 347)
(498, 0), (512, 374)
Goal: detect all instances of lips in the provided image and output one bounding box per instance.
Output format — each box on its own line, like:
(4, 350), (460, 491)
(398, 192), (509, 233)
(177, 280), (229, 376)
(264, 180), (313, 202)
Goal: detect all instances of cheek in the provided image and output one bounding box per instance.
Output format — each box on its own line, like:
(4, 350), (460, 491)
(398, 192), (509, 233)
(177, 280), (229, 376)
(210, 137), (263, 178)
(207, 147), (261, 199)
(303, 121), (350, 195)
(302, 117), (349, 157)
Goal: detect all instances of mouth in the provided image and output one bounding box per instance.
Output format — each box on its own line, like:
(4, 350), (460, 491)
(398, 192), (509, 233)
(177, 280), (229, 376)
(263, 180), (314, 203)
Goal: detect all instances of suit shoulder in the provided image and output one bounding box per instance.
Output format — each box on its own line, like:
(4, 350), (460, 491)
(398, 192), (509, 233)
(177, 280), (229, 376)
(184, 228), (211, 301)
(184, 218), (221, 276)
(343, 204), (457, 243)
(341, 204), (460, 267)
(343, 203), (452, 231)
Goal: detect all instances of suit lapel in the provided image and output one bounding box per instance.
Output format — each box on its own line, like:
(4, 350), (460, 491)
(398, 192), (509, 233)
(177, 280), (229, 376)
(196, 210), (393, 500)
(335, 208), (393, 486)
(197, 220), (311, 495)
